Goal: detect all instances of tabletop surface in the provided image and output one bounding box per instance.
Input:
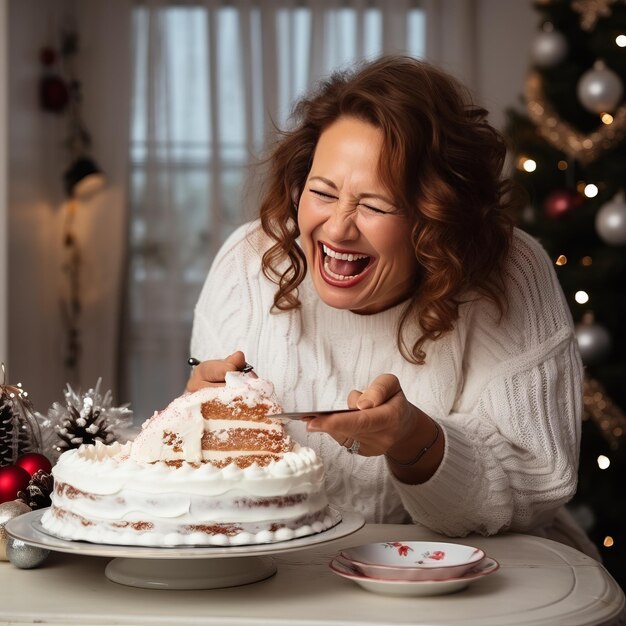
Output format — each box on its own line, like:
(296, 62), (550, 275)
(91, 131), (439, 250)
(1, 523), (624, 626)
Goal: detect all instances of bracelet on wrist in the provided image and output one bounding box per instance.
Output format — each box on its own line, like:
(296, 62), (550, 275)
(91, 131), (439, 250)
(385, 421), (440, 467)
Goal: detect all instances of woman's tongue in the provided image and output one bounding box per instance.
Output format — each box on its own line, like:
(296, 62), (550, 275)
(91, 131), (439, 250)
(327, 255), (369, 277)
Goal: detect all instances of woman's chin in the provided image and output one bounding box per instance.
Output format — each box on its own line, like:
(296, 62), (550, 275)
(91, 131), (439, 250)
(311, 274), (381, 313)
(312, 274), (363, 310)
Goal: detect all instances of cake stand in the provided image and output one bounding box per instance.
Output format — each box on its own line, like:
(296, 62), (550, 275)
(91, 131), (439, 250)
(6, 508), (364, 590)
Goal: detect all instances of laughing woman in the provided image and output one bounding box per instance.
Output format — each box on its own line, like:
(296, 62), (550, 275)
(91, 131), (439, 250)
(188, 56), (598, 558)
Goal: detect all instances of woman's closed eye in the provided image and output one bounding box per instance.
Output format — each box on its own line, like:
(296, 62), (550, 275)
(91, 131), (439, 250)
(310, 189), (337, 200)
(360, 203), (388, 214)
(309, 187), (394, 215)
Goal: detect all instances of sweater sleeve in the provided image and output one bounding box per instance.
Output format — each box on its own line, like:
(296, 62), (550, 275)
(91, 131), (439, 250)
(391, 230), (584, 537)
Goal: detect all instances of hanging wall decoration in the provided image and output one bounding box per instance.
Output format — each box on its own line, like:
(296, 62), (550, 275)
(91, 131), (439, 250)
(39, 21), (106, 383)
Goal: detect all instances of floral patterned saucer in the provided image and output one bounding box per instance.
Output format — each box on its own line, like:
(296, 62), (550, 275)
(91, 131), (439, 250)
(329, 555), (500, 597)
(340, 541), (485, 581)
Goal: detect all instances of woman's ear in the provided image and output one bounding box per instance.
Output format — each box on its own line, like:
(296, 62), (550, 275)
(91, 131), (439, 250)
(291, 187), (300, 212)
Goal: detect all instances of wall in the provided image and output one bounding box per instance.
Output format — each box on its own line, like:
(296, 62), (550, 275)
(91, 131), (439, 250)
(0, 0), (7, 366)
(476, 0), (538, 130)
(6, 0), (130, 411)
(425, 0), (538, 130)
(7, 0), (66, 406)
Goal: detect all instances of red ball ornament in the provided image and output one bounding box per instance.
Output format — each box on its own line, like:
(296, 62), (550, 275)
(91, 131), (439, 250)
(544, 189), (584, 219)
(0, 465), (31, 504)
(39, 75), (69, 113)
(39, 46), (57, 66)
(15, 453), (52, 476)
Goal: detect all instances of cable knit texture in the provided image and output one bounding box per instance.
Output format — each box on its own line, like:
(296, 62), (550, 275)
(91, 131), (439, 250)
(191, 220), (593, 554)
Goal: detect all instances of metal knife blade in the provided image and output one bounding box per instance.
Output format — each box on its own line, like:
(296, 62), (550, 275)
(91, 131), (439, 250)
(267, 408), (359, 420)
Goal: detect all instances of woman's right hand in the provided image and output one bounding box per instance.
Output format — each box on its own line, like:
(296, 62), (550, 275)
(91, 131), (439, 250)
(186, 351), (248, 391)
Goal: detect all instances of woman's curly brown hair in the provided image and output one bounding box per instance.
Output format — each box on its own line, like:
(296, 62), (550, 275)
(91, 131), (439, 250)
(259, 55), (519, 364)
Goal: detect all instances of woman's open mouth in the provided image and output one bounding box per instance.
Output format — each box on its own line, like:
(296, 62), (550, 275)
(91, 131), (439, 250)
(318, 242), (374, 287)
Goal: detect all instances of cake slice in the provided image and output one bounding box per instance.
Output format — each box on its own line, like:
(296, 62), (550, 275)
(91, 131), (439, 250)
(131, 371), (289, 468)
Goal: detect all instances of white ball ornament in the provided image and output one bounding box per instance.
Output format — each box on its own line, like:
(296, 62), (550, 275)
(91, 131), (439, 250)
(6, 537), (50, 569)
(575, 321), (611, 365)
(531, 28), (568, 68)
(577, 61), (624, 114)
(0, 500), (31, 560)
(596, 192), (626, 245)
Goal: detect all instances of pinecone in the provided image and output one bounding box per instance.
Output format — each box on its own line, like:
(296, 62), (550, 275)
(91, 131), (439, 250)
(17, 469), (54, 510)
(57, 403), (114, 452)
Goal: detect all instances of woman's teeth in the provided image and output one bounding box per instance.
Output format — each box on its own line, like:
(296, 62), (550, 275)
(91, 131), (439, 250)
(322, 243), (369, 262)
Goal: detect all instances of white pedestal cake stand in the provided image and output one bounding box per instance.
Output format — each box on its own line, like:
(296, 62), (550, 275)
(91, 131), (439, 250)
(6, 508), (364, 590)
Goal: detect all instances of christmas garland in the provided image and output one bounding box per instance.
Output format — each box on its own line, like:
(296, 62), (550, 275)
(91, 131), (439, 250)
(525, 71), (626, 165)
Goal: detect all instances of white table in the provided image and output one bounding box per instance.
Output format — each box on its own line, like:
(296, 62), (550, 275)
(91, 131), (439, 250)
(1, 524), (624, 626)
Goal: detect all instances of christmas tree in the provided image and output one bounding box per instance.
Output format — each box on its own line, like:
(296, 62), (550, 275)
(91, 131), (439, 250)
(504, 0), (626, 590)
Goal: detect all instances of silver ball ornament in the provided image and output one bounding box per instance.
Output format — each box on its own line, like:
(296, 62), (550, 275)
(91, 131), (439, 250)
(596, 193), (626, 245)
(576, 322), (611, 365)
(0, 499), (31, 560)
(531, 29), (568, 68)
(577, 61), (623, 114)
(6, 537), (50, 569)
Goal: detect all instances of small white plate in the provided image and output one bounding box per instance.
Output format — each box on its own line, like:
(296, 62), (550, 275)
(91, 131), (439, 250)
(329, 556), (500, 597)
(340, 540), (485, 581)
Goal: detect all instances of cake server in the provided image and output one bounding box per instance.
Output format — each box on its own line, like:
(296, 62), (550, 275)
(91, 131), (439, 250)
(187, 357), (254, 372)
(268, 409), (359, 420)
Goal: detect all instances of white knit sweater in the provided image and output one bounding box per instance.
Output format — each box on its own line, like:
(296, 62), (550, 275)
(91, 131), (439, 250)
(191, 220), (596, 555)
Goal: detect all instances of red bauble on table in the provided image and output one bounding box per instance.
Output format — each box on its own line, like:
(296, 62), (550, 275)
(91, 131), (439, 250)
(544, 189), (584, 219)
(0, 465), (31, 504)
(15, 453), (52, 476)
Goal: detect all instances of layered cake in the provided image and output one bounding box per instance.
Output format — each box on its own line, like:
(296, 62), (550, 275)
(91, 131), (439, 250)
(41, 372), (335, 546)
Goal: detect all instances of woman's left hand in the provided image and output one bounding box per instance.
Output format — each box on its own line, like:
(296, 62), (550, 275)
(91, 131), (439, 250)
(305, 373), (422, 457)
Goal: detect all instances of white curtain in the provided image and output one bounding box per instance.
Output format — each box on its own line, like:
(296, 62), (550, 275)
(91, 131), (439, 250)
(124, 0), (427, 419)
(423, 0), (478, 89)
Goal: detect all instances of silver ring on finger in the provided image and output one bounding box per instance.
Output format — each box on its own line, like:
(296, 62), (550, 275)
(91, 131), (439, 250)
(347, 440), (360, 455)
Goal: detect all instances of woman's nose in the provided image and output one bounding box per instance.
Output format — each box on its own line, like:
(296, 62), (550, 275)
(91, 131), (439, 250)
(324, 204), (359, 241)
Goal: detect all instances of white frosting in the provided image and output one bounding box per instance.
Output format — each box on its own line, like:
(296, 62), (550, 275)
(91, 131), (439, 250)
(42, 374), (335, 546)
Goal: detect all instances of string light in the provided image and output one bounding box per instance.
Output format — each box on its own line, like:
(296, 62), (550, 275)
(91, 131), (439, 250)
(597, 455), (610, 469)
(581, 256), (593, 266)
(583, 377), (626, 450)
(555, 254), (567, 266)
(518, 156), (537, 172)
(601, 113), (614, 125)
(584, 183), (599, 198)
(557, 160), (568, 170)
(616, 35), (626, 47)
(575, 291), (590, 304)
(604, 536), (614, 547)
